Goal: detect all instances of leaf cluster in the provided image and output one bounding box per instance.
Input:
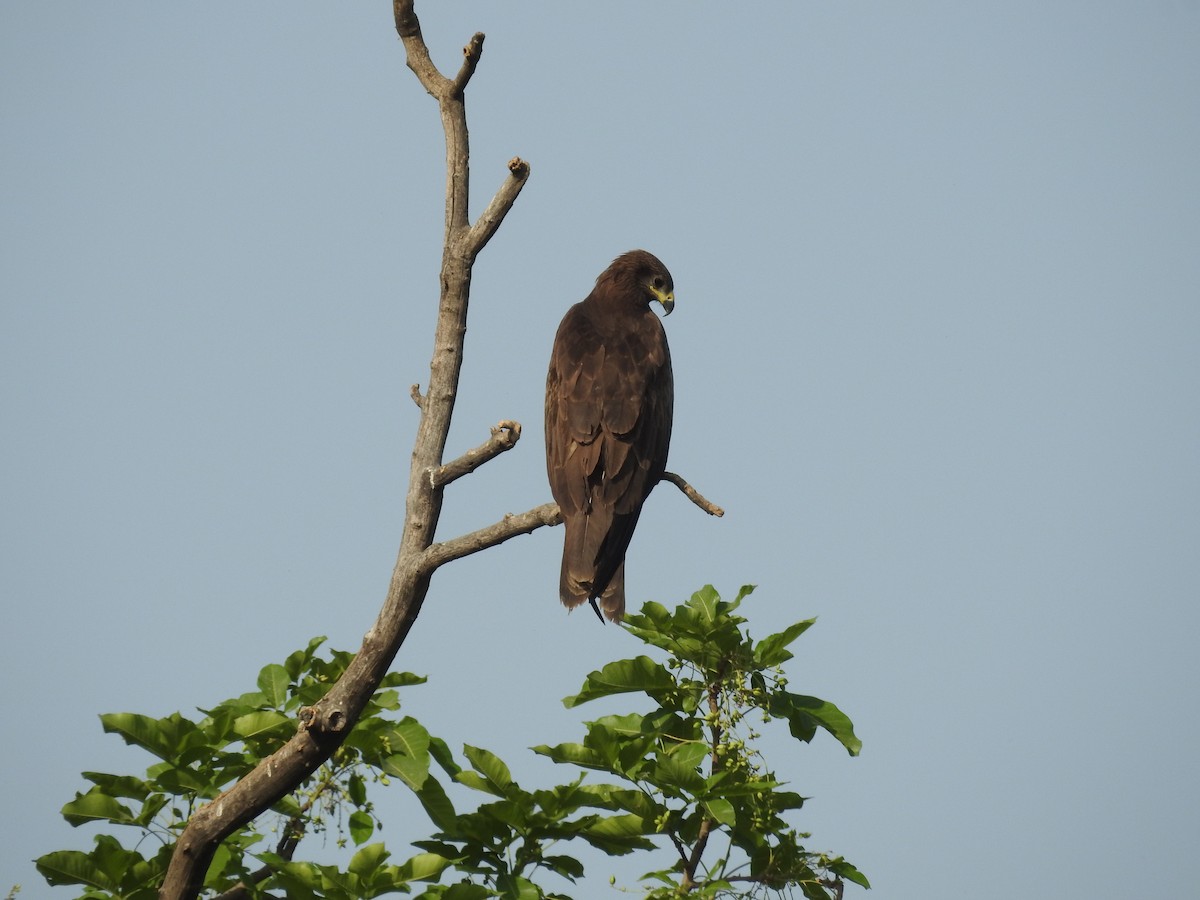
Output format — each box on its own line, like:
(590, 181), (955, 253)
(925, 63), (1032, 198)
(36, 637), (425, 898)
(37, 587), (867, 900)
(535, 585), (867, 898)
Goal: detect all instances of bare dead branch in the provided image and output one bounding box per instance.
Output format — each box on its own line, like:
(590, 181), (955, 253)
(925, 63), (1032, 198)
(420, 471), (722, 570)
(393, 0), (447, 96)
(451, 33), (485, 96)
(463, 157), (531, 259)
(410, 383), (424, 408)
(431, 420), (522, 488)
(159, 4), (522, 897)
(394, 0), (473, 236)
(422, 502), (562, 571)
(392, 0), (419, 38)
(661, 470), (725, 517)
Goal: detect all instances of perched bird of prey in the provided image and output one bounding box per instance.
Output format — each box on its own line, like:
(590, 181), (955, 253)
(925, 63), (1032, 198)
(545, 250), (675, 623)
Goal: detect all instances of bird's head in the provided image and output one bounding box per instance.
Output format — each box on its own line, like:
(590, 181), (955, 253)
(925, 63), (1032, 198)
(598, 250), (675, 316)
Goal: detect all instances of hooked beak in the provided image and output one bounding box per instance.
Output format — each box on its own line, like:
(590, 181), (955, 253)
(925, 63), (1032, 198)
(652, 287), (675, 316)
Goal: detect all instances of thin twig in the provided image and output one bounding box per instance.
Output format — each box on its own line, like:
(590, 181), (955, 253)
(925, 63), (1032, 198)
(680, 682), (724, 888)
(660, 470), (725, 517)
(450, 33), (485, 96)
(421, 503), (562, 571)
(430, 420), (522, 488)
(463, 157), (531, 258)
(421, 465), (721, 570)
(669, 832), (691, 866)
(393, 0), (447, 96)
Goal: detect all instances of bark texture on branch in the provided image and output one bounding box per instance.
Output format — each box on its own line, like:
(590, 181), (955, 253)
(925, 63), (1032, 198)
(431, 421), (522, 488)
(661, 470), (725, 517)
(158, 4), (526, 896)
(159, 5), (720, 896)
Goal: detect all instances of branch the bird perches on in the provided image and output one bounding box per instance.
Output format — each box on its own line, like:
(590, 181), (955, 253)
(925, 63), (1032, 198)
(158, 4), (719, 896)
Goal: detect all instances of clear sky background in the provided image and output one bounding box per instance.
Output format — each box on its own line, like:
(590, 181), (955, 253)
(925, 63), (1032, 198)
(3, 3), (1198, 898)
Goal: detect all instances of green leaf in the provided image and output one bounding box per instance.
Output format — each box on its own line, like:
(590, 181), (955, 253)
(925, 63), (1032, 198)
(382, 748), (431, 793)
(478, 797), (529, 830)
(80, 771), (151, 801)
(826, 856), (871, 888)
(134, 792), (170, 827)
(226, 690), (269, 711)
(443, 884), (491, 900)
(369, 688), (401, 712)
(205, 840), (237, 889)
(732, 584), (757, 605)
(284, 635), (328, 680)
(690, 584), (722, 625)
(61, 789), (136, 827)
(580, 813), (656, 855)
(771, 789), (807, 812)
(260, 854), (326, 897)
(773, 693), (862, 756)
(100, 711), (202, 762)
(393, 851), (453, 884)
(651, 752), (706, 795)
(497, 873), (541, 900)
(379, 718), (431, 790)
(415, 774), (458, 834)
(232, 710), (291, 739)
(542, 853), (585, 880)
(575, 783), (664, 820)
(462, 745), (514, 796)
(454, 770), (494, 795)
(35, 849), (114, 889)
(378, 670), (428, 689)
(564, 656), (675, 707)
(38, 834), (165, 895)
(702, 797), (736, 827)
(149, 762), (214, 797)
(427, 735), (463, 779)
(256, 663), (291, 708)
(348, 809), (374, 845)
(347, 771), (367, 807)
(667, 739), (709, 771)
(625, 586), (752, 661)
(532, 741), (606, 770)
(348, 841), (389, 876)
(754, 618), (817, 667)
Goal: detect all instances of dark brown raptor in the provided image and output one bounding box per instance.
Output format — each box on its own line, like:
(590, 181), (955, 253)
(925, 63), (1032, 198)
(545, 250), (675, 623)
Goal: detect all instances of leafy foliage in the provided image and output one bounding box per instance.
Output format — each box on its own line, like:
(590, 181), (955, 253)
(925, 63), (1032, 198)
(535, 585), (867, 898)
(38, 587), (866, 899)
(36, 637), (426, 898)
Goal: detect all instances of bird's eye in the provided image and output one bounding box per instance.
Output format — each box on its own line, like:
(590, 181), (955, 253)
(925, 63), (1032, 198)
(652, 276), (665, 290)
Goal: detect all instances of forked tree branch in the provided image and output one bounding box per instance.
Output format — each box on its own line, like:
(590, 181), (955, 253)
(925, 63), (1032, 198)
(159, 4), (527, 896)
(158, 4), (720, 897)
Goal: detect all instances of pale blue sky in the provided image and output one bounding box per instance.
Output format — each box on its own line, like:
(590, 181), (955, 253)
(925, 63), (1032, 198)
(3, 3), (1198, 897)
